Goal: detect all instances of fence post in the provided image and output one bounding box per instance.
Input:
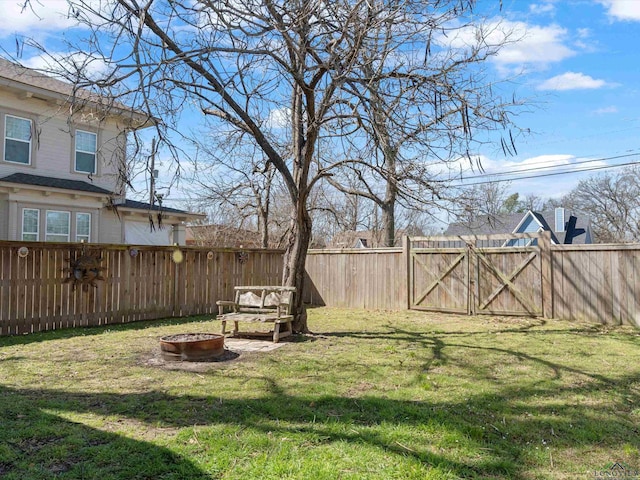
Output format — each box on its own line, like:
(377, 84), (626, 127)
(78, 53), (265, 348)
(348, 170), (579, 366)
(540, 231), (553, 319)
(403, 236), (411, 310)
(466, 240), (477, 316)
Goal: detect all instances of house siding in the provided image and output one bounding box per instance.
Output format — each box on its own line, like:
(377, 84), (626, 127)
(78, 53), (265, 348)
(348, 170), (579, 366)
(0, 197), (7, 239)
(2, 190), (103, 241)
(0, 89), (123, 193)
(99, 209), (125, 244)
(518, 215), (540, 234)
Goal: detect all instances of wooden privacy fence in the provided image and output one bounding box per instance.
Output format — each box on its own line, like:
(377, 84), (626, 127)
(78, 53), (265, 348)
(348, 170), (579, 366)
(0, 241), (283, 336)
(4, 234), (640, 335)
(304, 247), (406, 309)
(304, 233), (640, 327)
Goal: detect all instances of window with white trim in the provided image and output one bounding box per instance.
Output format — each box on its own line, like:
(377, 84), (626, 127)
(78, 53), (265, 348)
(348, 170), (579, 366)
(76, 212), (91, 243)
(75, 130), (97, 173)
(46, 211), (70, 242)
(22, 208), (39, 241)
(5, 115), (32, 164)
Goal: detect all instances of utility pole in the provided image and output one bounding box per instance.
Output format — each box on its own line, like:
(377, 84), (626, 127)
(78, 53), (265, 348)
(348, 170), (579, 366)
(149, 137), (156, 205)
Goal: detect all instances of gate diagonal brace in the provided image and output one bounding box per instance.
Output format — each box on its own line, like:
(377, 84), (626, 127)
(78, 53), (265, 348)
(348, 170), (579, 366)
(413, 252), (465, 307)
(474, 249), (540, 314)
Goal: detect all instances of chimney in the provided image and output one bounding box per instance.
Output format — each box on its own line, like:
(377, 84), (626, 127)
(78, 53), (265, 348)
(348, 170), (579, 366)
(555, 207), (565, 232)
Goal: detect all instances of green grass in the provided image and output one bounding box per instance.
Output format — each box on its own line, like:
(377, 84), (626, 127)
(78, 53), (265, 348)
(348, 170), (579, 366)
(0, 308), (639, 479)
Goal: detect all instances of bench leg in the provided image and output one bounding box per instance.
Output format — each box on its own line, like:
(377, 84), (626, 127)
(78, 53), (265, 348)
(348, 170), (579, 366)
(273, 321), (292, 343)
(273, 322), (281, 343)
(221, 319), (227, 336)
(233, 321), (239, 336)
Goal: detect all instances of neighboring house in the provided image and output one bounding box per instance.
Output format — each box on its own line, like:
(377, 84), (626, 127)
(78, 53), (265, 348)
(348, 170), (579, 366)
(0, 58), (203, 245)
(444, 207), (593, 245)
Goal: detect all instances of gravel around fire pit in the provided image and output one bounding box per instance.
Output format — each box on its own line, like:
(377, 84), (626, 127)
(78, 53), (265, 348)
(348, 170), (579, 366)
(161, 333), (222, 342)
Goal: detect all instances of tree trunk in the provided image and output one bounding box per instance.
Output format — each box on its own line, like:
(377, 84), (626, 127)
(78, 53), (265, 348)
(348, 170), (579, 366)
(381, 200), (395, 247)
(381, 147), (398, 247)
(258, 209), (269, 248)
(282, 203), (312, 333)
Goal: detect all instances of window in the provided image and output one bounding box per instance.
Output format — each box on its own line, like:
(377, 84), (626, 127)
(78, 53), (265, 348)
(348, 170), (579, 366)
(76, 212), (91, 243)
(46, 211), (70, 242)
(5, 115), (32, 164)
(22, 208), (39, 241)
(75, 130), (97, 173)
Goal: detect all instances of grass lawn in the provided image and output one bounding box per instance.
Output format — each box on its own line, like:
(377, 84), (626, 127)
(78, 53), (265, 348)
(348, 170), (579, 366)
(0, 308), (639, 479)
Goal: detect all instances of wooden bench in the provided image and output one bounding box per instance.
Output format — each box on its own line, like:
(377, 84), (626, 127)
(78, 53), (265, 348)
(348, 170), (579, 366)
(216, 286), (296, 343)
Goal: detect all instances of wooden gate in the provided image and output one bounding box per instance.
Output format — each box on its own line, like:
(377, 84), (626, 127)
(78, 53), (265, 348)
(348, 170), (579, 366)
(407, 233), (552, 317)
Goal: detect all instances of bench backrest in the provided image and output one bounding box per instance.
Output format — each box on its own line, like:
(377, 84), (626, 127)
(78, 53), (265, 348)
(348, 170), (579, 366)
(234, 286), (296, 315)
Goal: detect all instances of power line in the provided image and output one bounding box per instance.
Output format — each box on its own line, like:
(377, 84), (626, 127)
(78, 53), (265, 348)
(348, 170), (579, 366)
(148, 151), (640, 200)
(449, 151), (640, 182)
(456, 157), (640, 187)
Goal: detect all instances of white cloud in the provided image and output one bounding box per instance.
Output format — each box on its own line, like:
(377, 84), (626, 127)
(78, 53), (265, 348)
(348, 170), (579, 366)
(599, 0), (640, 21)
(0, 0), (82, 38)
(529, 3), (555, 15)
(442, 20), (575, 72)
(577, 28), (591, 39)
(474, 154), (577, 175)
(433, 152), (618, 200)
(537, 72), (608, 91)
(593, 106), (619, 115)
(266, 107), (291, 129)
(494, 22), (574, 68)
(21, 52), (111, 81)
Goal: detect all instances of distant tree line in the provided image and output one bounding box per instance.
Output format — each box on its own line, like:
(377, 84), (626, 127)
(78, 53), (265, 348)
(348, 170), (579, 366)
(450, 165), (640, 243)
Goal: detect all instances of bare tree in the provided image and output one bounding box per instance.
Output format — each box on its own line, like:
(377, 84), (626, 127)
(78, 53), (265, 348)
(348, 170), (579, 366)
(520, 193), (544, 212)
(560, 166), (640, 243)
(324, 14), (523, 246)
(454, 181), (514, 226)
(18, 0), (523, 331)
(193, 139), (280, 248)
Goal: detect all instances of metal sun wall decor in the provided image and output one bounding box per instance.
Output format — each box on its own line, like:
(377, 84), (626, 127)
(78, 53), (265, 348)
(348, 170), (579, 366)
(63, 247), (106, 291)
(237, 251), (248, 264)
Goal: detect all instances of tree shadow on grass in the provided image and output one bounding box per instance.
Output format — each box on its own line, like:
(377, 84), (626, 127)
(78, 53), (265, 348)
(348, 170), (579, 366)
(321, 320), (611, 339)
(1, 366), (639, 480)
(2, 319), (639, 478)
(322, 324), (640, 377)
(0, 389), (214, 479)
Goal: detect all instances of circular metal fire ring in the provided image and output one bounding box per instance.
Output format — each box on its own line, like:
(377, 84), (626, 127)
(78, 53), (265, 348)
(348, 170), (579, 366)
(160, 333), (225, 362)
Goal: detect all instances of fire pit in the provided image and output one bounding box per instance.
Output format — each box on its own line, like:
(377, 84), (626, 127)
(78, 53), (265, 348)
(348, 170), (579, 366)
(160, 333), (225, 361)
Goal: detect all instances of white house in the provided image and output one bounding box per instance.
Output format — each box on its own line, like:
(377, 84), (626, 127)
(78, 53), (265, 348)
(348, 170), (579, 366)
(0, 58), (203, 245)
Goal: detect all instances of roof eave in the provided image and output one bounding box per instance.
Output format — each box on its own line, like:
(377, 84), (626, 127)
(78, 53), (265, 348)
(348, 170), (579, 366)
(0, 76), (157, 129)
(114, 206), (205, 222)
(0, 180), (111, 198)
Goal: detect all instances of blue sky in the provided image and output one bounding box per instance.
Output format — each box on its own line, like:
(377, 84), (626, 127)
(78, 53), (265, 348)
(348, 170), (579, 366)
(459, 0), (640, 200)
(1, 0), (639, 209)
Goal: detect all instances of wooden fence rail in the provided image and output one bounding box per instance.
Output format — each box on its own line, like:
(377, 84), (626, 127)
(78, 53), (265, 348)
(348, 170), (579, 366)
(0, 241), (283, 336)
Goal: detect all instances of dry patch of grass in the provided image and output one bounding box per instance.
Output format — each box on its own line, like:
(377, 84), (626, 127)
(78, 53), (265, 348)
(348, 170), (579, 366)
(0, 309), (639, 479)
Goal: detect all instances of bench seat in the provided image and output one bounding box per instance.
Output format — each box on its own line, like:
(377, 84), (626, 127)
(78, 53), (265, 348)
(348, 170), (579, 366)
(216, 286), (296, 343)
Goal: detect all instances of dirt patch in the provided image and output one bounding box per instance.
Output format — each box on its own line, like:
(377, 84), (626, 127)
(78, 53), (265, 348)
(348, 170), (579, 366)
(345, 381), (376, 397)
(141, 348), (242, 372)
